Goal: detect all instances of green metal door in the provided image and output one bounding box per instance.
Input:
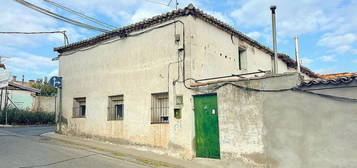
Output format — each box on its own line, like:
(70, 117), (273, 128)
(194, 94), (220, 159)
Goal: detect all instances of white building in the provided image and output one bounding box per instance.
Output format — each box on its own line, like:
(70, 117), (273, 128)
(54, 4), (317, 161)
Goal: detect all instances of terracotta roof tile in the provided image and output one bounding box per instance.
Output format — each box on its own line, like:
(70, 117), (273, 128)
(318, 72), (357, 79)
(301, 74), (357, 87)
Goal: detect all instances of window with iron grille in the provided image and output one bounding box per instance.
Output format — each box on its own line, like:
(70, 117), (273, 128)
(73, 97), (86, 118)
(151, 93), (169, 124)
(108, 95), (124, 120)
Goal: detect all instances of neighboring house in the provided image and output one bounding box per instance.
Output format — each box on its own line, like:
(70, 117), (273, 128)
(53, 4), (318, 161)
(0, 76), (56, 113)
(1, 77), (40, 110)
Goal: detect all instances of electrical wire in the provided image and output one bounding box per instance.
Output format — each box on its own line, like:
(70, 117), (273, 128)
(13, 0), (109, 32)
(52, 15), (357, 102)
(0, 31), (62, 34)
(144, 0), (176, 9)
(210, 82), (357, 102)
(57, 19), (191, 90)
(293, 88), (357, 102)
(0, 31), (69, 45)
(213, 82), (293, 92)
(42, 0), (117, 30)
(59, 20), (183, 56)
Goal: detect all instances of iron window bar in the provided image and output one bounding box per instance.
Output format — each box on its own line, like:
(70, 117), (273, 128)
(108, 95), (124, 121)
(151, 93), (169, 124)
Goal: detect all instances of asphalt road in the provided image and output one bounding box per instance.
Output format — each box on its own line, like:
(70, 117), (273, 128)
(0, 126), (149, 168)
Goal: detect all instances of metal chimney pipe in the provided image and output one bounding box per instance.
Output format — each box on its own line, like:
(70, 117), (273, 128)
(294, 36), (301, 73)
(270, 5), (278, 74)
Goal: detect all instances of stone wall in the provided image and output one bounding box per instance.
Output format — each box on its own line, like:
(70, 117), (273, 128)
(33, 96), (56, 113)
(216, 73), (357, 167)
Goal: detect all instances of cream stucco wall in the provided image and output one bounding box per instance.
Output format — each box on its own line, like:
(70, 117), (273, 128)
(59, 16), (197, 158)
(5, 90), (35, 110)
(58, 14), (297, 160)
(189, 17), (289, 81)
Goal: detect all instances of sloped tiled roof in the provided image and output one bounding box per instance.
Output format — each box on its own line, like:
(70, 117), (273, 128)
(301, 75), (357, 87)
(8, 81), (40, 93)
(54, 4), (318, 78)
(318, 72), (357, 80)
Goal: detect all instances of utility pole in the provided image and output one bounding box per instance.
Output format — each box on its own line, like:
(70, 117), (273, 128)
(58, 86), (62, 133)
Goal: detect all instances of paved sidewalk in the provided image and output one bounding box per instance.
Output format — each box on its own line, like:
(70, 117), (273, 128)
(41, 132), (230, 168)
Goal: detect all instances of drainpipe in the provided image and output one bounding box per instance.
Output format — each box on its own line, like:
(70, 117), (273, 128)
(270, 5), (278, 74)
(294, 36), (301, 73)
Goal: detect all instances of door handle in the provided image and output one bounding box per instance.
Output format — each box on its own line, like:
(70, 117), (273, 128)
(212, 109), (216, 115)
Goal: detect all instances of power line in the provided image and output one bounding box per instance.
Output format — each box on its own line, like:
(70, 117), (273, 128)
(144, 0), (177, 9)
(42, 0), (117, 30)
(0, 31), (69, 45)
(13, 0), (109, 33)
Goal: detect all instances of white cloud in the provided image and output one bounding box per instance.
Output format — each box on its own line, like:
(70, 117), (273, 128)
(49, 69), (59, 77)
(129, 0), (202, 23)
(335, 45), (352, 54)
(246, 31), (261, 39)
(315, 67), (338, 74)
(228, 0), (357, 60)
(0, 46), (57, 77)
(230, 0), (335, 37)
(205, 10), (233, 25)
(54, 0), (139, 25)
(301, 57), (314, 65)
(130, 4), (168, 23)
(318, 55), (336, 62)
(318, 33), (356, 47)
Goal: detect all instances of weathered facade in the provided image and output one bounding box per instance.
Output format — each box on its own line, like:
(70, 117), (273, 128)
(211, 74), (357, 167)
(54, 4), (320, 163)
(32, 96), (56, 113)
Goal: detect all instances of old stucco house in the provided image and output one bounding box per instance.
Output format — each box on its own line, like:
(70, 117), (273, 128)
(1, 76), (40, 110)
(53, 4), (321, 165)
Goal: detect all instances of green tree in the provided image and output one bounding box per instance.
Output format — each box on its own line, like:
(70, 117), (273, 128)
(30, 78), (57, 96)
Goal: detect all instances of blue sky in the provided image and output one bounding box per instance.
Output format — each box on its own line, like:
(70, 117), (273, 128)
(1, 0), (356, 81)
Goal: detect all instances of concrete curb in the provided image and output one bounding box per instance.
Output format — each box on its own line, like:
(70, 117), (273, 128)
(41, 132), (208, 168)
(0, 125), (13, 128)
(0, 124), (55, 128)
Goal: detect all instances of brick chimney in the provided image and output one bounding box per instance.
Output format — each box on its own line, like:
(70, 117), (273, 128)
(12, 75), (17, 82)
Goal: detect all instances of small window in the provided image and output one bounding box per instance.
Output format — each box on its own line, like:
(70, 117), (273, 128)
(108, 95), (124, 120)
(238, 47), (247, 70)
(73, 97), (86, 118)
(151, 93), (169, 124)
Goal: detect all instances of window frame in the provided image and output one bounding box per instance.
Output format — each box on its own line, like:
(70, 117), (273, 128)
(73, 97), (86, 118)
(151, 92), (169, 124)
(238, 47), (247, 70)
(108, 95), (124, 121)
